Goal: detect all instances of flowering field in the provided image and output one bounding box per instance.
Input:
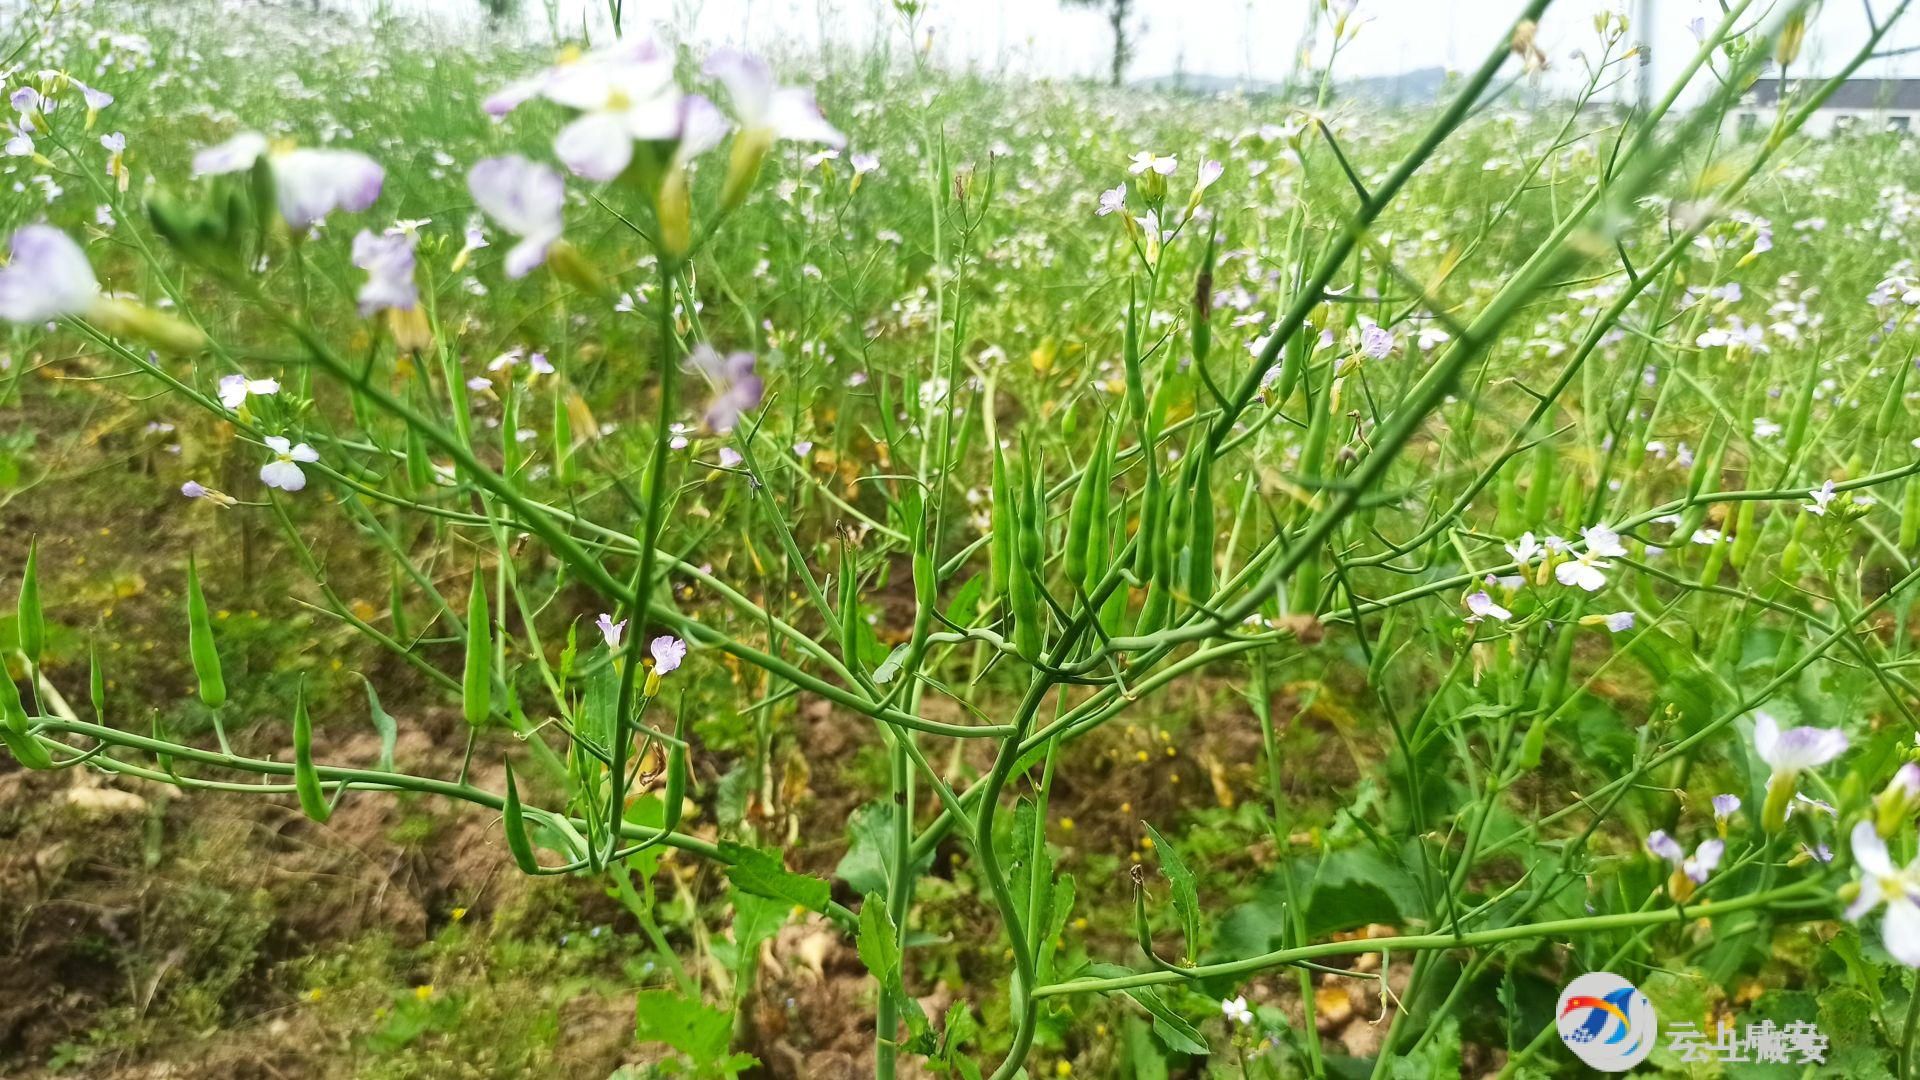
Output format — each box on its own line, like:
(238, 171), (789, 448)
(8, 0), (1920, 1076)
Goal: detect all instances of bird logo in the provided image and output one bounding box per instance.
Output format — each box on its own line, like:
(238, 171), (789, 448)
(1557, 972), (1658, 1070)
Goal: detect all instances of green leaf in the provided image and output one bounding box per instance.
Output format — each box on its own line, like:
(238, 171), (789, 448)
(633, 987), (738, 1067)
(857, 892), (904, 986)
(1087, 964), (1208, 1056)
(1141, 821), (1199, 962)
(837, 800), (931, 896)
(719, 842), (831, 914)
(715, 889), (788, 973)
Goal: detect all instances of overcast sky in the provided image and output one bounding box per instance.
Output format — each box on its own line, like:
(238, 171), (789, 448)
(365, 0), (1920, 97)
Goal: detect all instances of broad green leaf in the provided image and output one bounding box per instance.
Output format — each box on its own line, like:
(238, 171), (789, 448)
(719, 842), (831, 913)
(633, 987), (740, 1069)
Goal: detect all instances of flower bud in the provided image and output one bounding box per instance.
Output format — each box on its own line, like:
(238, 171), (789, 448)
(656, 165), (693, 259)
(720, 128), (773, 212)
(545, 240), (607, 299)
(1876, 763), (1920, 837)
(88, 297), (208, 354)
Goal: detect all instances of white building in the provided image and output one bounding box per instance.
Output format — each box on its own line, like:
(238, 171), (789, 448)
(1728, 78), (1920, 137)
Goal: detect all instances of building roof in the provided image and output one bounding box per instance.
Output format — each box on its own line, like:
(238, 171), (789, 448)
(1749, 77), (1920, 110)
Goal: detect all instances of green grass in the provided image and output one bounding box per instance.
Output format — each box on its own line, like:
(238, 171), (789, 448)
(8, 0), (1920, 1076)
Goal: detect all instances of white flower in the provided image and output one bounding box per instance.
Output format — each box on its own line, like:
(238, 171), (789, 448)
(1096, 183), (1127, 217)
(1847, 820), (1920, 966)
(0, 225), (99, 323)
(1580, 524), (1628, 558)
(259, 435), (318, 492)
(1504, 531), (1542, 566)
(1555, 553), (1610, 592)
(595, 612), (626, 650)
(1220, 995), (1254, 1025)
(467, 155), (566, 278)
(1646, 830), (1724, 884)
(1128, 151), (1177, 176)
(705, 49), (845, 150)
(218, 374), (280, 409)
(192, 133), (384, 230)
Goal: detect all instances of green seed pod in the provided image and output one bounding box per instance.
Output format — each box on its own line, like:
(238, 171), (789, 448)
(990, 443), (1014, 604)
(839, 538), (862, 664)
(1524, 442), (1555, 528)
(462, 573), (491, 728)
(1186, 445), (1215, 605)
(1516, 716), (1549, 770)
(405, 427), (432, 493)
(1134, 582), (1169, 635)
(1779, 512), (1809, 581)
(1063, 420), (1110, 588)
(1192, 230), (1217, 365)
(1008, 443), (1045, 660)
(1875, 360), (1911, 442)
(1903, 476), (1920, 551)
(1134, 466), (1163, 579)
(501, 761), (540, 874)
(292, 685), (331, 823)
(552, 389), (575, 485)
(1727, 501), (1759, 570)
(18, 537), (43, 666)
(186, 555), (226, 709)
(0, 662), (47, 769)
(1555, 471), (1584, 530)
(89, 641), (105, 722)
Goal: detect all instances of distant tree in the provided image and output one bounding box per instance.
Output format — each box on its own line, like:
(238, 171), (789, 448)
(1062, 0), (1135, 88)
(478, 0), (522, 26)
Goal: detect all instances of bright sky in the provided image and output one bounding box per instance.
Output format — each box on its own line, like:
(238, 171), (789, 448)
(369, 0), (1920, 98)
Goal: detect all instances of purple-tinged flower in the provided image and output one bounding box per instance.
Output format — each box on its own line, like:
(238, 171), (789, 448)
(1463, 591), (1511, 624)
(595, 613), (626, 650)
(467, 155), (566, 278)
(1846, 820), (1920, 966)
(0, 225), (99, 323)
(1096, 183), (1127, 217)
(1807, 479), (1838, 516)
(192, 133), (384, 230)
(180, 479), (236, 508)
(1647, 830), (1723, 894)
(9, 87), (41, 115)
(685, 345), (763, 433)
(650, 634), (686, 674)
(1359, 324), (1394, 360)
(350, 229), (418, 316)
(1754, 711), (1848, 831)
(1712, 793), (1741, 836)
(259, 436), (318, 492)
(1876, 763), (1920, 837)
(851, 152), (879, 175)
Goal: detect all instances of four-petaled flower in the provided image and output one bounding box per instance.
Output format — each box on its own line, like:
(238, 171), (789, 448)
(1806, 479), (1838, 516)
(0, 225), (99, 323)
(350, 229), (418, 316)
(193, 132), (384, 230)
(1847, 820), (1920, 966)
(595, 612), (626, 650)
(1128, 151), (1177, 176)
(651, 634), (686, 675)
(259, 435), (319, 492)
(218, 373), (280, 410)
(1753, 711), (1847, 831)
(1647, 829), (1724, 891)
(468, 155), (567, 278)
(1220, 995), (1254, 1026)
(1464, 591), (1511, 624)
(1096, 183), (1127, 217)
(685, 345), (764, 433)
(705, 49), (846, 153)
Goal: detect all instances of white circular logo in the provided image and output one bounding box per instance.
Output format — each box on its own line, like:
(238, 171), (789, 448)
(1556, 971), (1658, 1071)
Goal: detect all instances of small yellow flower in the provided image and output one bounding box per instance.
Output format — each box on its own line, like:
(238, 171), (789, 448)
(414, 984), (435, 1001)
(450, 906), (468, 922)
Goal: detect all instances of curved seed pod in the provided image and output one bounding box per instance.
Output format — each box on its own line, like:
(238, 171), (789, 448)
(404, 427), (433, 493)
(501, 761), (540, 874)
(0, 659), (47, 769)
(462, 573), (491, 728)
(18, 537), (43, 666)
(292, 685), (331, 823)
(1524, 441), (1556, 528)
(186, 555), (226, 709)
